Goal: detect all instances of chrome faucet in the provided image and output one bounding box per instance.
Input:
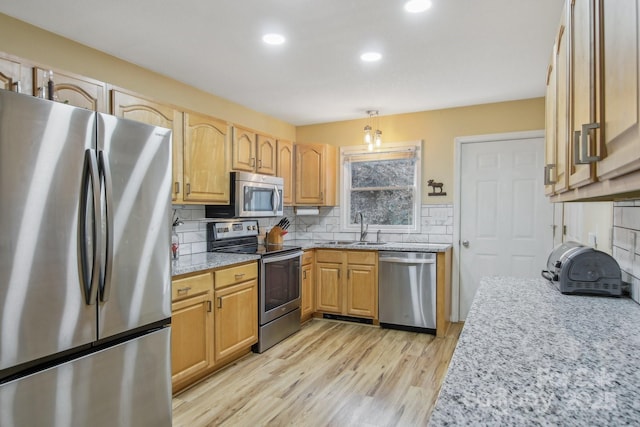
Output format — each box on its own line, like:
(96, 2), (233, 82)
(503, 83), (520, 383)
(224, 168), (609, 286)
(354, 212), (368, 241)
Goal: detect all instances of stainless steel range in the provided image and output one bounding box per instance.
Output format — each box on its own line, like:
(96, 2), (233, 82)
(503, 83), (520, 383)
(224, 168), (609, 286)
(207, 220), (303, 353)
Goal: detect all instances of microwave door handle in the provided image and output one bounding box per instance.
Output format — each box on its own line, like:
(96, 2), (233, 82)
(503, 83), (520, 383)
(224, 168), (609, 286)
(273, 185), (280, 214)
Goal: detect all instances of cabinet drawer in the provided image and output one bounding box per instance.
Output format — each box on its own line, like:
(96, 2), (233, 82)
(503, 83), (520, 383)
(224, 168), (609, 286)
(215, 262), (258, 289)
(315, 250), (342, 263)
(347, 251), (376, 265)
(172, 272), (213, 301)
(302, 250), (314, 265)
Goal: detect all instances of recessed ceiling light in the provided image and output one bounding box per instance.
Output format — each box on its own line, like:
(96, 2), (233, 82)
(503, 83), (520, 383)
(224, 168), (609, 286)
(360, 52), (382, 62)
(404, 0), (432, 13)
(262, 33), (285, 45)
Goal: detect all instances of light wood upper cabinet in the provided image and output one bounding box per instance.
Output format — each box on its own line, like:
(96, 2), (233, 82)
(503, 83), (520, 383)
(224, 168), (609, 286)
(295, 143), (337, 206)
(595, 0), (640, 181)
(567, 0), (597, 189)
(171, 272), (214, 393)
(545, 9), (570, 196)
(256, 134), (276, 175)
(0, 54), (22, 92)
(315, 250), (377, 319)
(111, 89), (184, 202)
(232, 126), (276, 175)
(183, 112), (231, 203)
(277, 140), (294, 205)
(34, 67), (107, 112)
(232, 126), (256, 172)
(546, 0), (640, 201)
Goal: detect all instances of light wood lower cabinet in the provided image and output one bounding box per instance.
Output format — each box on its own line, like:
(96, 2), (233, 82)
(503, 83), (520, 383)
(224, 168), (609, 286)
(171, 272), (214, 393)
(171, 261), (258, 394)
(315, 250), (378, 320)
(300, 250), (315, 322)
(213, 262), (259, 362)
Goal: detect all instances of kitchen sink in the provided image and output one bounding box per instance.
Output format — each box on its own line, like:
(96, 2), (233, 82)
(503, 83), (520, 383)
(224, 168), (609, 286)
(320, 240), (357, 245)
(352, 242), (387, 246)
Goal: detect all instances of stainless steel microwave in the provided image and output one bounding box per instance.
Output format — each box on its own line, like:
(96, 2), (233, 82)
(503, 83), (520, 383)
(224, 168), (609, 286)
(205, 172), (284, 218)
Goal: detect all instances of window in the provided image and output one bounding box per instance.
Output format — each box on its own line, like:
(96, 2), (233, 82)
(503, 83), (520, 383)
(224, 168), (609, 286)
(341, 141), (421, 233)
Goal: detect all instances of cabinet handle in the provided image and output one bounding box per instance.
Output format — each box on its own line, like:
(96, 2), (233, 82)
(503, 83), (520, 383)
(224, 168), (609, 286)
(258, 159), (262, 168)
(347, 269), (351, 279)
(251, 157), (256, 167)
(303, 270), (307, 279)
(218, 297), (222, 308)
(186, 183), (191, 195)
(544, 164), (557, 185)
(177, 286), (191, 295)
(234, 273), (245, 280)
(174, 182), (180, 194)
(574, 122), (601, 165)
(320, 191), (323, 200)
(207, 300), (212, 312)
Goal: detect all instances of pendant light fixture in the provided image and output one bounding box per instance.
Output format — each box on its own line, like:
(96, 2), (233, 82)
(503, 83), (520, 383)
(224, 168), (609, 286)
(363, 110), (382, 151)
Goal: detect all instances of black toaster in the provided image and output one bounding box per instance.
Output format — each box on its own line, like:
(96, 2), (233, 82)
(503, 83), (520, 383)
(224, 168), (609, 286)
(542, 242), (622, 296)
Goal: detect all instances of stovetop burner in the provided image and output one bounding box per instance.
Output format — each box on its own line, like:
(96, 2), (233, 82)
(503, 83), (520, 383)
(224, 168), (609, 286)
(206, 220), (301, 256)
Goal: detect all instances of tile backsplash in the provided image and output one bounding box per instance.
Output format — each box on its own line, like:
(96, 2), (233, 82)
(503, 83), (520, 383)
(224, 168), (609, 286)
(171, 203), (453, 256)
(612, 200), (640, 304)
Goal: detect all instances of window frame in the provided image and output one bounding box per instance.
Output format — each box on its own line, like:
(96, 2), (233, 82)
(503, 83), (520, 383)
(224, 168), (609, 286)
(340, 140), (422, 233)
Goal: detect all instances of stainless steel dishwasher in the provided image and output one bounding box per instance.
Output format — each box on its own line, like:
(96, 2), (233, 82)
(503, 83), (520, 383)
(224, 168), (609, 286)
(378, 251), (436, 333)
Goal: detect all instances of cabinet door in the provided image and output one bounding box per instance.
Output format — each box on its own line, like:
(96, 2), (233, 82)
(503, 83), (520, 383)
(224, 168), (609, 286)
(596, 0), (640, 180)
(183, 112), (231, 203)
(214, 280), (258, 361)
(277, 140), (294, 205)
(301, 263), (314, 318)
(568, 0), (597, 189)
(34, 67), (107, 112)
(0, 55), (22, 92)
(544, 59), (556, 196)
(554, 11), (570, 194)
(232, 126), (256, 172)
(346, 264), (377, 318)
(315, 262), (342, 313)
(171, 293), (213, 389)
(256, 134), (276, 175)
(111, 89), (183, 202)
(295, 143), (325, 204)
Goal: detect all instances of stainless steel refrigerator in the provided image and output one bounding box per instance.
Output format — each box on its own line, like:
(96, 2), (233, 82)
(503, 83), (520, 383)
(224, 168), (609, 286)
(0, 89), (172, 426)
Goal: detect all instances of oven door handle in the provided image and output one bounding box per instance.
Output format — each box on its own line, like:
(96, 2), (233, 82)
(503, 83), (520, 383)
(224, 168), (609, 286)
(261, 251), (303, 264)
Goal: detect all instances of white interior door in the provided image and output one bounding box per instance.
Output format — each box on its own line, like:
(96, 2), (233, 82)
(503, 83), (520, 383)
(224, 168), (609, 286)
(458, 135), (552, 319)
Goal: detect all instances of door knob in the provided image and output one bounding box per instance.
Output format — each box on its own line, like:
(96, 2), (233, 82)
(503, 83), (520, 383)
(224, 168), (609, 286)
(462, 240), (470, 248)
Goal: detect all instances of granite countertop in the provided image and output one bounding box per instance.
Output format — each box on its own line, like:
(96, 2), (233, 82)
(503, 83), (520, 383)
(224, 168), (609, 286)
(429, 277), (640, 426)
(172, 252), (260, 276)
(288, 239), (452, 253)
(172, 241), (451, 277)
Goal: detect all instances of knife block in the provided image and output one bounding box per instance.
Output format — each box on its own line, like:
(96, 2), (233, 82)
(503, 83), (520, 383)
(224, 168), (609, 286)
(266, 226), (284, 245)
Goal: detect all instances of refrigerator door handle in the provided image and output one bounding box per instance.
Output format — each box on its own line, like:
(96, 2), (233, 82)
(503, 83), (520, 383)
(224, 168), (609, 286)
(98, 150), (114, 302)
(80, 149), (101, 305)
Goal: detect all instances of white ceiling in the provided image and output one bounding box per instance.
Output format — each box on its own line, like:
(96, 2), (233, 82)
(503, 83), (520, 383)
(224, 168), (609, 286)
(0, 0), (564, 126)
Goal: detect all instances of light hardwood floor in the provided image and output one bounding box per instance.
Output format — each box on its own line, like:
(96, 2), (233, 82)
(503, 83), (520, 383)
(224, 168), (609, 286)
(172, 320), (463, 427)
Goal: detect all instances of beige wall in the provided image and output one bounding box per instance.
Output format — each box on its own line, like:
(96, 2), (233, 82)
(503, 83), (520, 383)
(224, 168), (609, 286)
(296, 98), (545, 203)
(0, 13), (296, 140)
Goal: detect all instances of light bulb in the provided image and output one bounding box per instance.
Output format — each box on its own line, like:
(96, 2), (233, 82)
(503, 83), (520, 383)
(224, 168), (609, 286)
(375, 130), (382, 147)
(364, 125), (372, 144)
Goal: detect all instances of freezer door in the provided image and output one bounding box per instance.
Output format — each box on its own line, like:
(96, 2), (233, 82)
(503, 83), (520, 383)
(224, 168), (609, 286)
(0, 327), (172, 427)
(0, 90), (97, 372)
(97, 114), (172, 340)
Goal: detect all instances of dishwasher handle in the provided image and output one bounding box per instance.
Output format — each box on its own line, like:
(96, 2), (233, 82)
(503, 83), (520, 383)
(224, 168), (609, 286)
(378, 256), (435, 264)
